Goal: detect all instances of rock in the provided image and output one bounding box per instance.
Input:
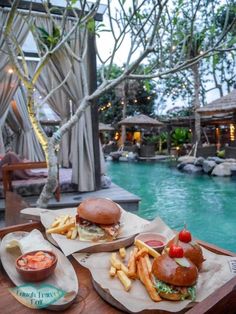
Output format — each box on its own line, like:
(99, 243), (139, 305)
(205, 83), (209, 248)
(203, 160), (216, 174)
(178, 156), (197, 164)
(182, 164), (203, 174)
(225, 158), (236, 163)
(194, 157), (204, 166)
(101, 175), (112, 189)
(207, 157), (224, 164)
(211, 162), (236, 176)
(231, 165), (236, 176)
(177, 162), (186, 170)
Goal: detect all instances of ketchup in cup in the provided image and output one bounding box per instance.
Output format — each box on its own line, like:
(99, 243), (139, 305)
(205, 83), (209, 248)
(144, 239), (164, 248)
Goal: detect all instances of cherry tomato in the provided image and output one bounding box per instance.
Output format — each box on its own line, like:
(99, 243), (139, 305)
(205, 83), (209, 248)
(169, 244), (184, 258)
(179, 228), (192, 243)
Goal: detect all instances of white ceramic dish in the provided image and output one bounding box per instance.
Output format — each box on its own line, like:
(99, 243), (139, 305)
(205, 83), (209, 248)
(135, 232), (167, 253)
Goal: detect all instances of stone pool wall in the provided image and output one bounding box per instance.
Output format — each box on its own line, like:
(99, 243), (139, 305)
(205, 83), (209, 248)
(177, 156), (236, 176)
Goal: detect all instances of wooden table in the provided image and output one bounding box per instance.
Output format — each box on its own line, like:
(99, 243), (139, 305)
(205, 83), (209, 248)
(0, 222), (236, 313)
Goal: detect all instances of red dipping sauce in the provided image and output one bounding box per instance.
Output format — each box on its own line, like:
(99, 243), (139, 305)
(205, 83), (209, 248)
(144, 240), (164, 247)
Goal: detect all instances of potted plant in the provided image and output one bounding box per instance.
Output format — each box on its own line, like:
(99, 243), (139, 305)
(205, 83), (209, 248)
(171, 128), (192, 155)
(139, 135), (158, 157)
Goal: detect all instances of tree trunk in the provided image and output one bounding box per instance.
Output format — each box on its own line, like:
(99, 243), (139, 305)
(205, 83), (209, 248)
(121, 81), (129, 145)
(192, 62), (201, 146)
(36, 140), (58, 208)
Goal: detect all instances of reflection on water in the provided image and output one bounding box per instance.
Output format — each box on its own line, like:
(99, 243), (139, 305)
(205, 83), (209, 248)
(107, 161), (236, 253)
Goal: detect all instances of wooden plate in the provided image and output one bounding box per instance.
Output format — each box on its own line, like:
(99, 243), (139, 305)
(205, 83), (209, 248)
(92, 279), (190, 314)
(46, 232), (136, 253)
(0, 231), (79, 311)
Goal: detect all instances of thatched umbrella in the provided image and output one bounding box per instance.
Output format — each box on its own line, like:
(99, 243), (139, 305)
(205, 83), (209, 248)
(118, 114), (163, 127)
(197, 89), (236, 116)
(99, 122), (115, 131)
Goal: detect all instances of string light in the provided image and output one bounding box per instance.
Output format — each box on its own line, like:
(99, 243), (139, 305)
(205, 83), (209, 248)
(8, 68), (14, 74)
(230, 124), (235, 141)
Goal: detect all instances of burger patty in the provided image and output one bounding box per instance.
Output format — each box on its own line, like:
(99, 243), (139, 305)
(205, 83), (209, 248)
(76, 216), (120, 238)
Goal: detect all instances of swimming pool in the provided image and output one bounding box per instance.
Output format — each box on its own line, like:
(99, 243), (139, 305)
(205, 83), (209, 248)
(106, 161), (236, 253)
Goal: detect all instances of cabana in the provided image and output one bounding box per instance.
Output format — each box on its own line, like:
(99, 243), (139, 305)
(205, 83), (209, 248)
(197, 89), (236, 157)
(0, 1), (106, 198)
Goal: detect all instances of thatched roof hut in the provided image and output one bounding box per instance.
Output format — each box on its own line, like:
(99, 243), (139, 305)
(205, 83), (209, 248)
(118, 114), (163, 127)
(197, 89), (236, 116)
(99, 123), (115, 131)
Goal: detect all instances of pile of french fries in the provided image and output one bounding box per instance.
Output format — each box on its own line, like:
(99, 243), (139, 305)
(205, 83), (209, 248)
(46, 215), (78, 240)
(108, 239), (162, 302)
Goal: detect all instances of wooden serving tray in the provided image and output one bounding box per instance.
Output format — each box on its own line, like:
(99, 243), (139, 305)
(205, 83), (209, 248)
(0, 230), (78, 311)
(0, 222), (236, 314)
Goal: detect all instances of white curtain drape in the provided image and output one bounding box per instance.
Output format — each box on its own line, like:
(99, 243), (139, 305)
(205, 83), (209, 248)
(0, 71), (19, 154)
(0, 9), (29, 154)
(27, 60), (71, 167)
(0, 9), (29, 72)
(33, 16), (96, 190)
(13, 86), (45, 161)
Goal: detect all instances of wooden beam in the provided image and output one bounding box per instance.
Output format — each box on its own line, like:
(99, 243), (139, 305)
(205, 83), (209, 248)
(0, 0), (104, 21)
(87, 28), (101, 190)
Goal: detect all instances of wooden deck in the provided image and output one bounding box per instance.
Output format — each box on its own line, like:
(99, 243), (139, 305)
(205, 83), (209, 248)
(0, 183), (141, 212)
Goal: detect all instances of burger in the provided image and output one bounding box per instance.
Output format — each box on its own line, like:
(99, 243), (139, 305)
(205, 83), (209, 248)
(76, 198), (121, 242)
(152, 253), (198, 301)
(166, 233), (205, 270)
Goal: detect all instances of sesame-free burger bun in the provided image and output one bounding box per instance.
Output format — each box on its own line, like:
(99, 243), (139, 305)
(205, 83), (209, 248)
(152, 254), (198, 287)
(77, 198), (121, 225)
(166, 237), (205, 270)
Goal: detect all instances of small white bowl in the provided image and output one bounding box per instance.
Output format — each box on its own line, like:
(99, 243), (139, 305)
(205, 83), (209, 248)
(135, 232), (167, 253)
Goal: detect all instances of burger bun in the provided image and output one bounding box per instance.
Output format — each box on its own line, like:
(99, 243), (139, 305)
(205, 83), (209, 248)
(152, 253), (198, 287)
(166, 236), (205, 269)
(77, 198), (121, 225)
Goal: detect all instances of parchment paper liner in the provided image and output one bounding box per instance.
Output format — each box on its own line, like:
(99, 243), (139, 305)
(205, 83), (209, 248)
(40, 209), (174, 256)
(73, 218), (236, 313)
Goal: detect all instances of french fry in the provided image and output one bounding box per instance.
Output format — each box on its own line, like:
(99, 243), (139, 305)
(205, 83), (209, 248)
(109, 266), (117, 277)
(139, 257), (161, 302)
(120, 262), (129, 275)
(144, 254), (152, 273)
(66, 229), (72, 239)
(119, 247), (126, 259)
(135, 239), (160, 258)
(46, 221), (75, 234)
(70, 227), (78, 240)
(127, 247), (138, 279)
(58, 215), (70, 227)
(110, 253), (121, 270)
(135, 247), (149, 261)
(117, 270), (132, 292)
(136, 259), (145, 283)
(51, 218), (61, 228)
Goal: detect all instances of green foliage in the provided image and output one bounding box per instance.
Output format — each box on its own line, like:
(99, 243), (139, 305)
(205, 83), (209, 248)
(87, 18), (95, 33)
(97, 64), (157, 125)
(217, 150), (225, 158)
(36, 25), (61, 50)
(150, 1), (236, 112)
(171, 128), (191, 146)
(142, 135), (159, 145)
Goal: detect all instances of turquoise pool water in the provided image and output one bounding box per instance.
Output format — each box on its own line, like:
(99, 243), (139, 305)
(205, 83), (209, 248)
(106, 161), (236, 253)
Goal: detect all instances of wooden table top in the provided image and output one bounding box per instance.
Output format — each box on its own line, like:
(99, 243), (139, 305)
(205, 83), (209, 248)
(1, 192), (236, 314)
